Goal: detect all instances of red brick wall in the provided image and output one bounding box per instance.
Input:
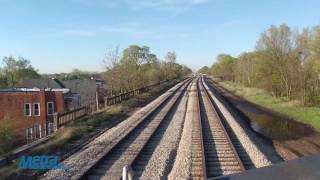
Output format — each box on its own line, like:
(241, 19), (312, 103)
(45, 91), (65, 118)
(0, 90), (65, 145)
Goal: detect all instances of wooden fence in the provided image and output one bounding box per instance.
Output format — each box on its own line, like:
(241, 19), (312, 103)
(53, 106), (91, 131)
(105, 81), (164, 106)
(52, 77), (186, 131)
(52, 80), (165, 131)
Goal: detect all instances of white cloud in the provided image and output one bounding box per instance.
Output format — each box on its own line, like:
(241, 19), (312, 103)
(62, 29), (96, 37)
(220, 20), (250, 27)
(48, 22), (193, 40)
(127, 0), (209, 10)
(73, 0), (209, 13)
(191, 0), (208, 5)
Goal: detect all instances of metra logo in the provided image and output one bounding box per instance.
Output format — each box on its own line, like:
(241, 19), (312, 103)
(18, 156), (64, 170)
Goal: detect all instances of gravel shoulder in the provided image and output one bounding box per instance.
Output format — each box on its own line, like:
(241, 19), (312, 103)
(203, 78), (278, 168)
(168, 81), (197, 179)
(139, 82), (190, 180)
(208, 78), (320, 161)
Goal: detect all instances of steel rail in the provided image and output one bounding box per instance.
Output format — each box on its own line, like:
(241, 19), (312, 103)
(78, 78), (193, 180)
(202, 76), (255, 170)
(198, 76), (245, 178)
(130, 80), (193, 179)
(190, 77), (207, 179)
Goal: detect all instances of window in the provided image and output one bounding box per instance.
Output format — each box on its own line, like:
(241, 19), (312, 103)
(47, 122), (54, 135)
(47, 102), (55, 115)
(25, 127), (33, 143)
(24, 103), (31, 116)
(33, 103), (40, 116)
(34, 124), (41, 139)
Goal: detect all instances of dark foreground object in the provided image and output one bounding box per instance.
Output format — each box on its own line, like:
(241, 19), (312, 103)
(211, 155), (320, 180)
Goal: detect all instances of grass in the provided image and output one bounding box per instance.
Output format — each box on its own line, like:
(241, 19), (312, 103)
(0, 81), (176, 179)
(0, 110), (120, 179)
(218, 81), (320, 131)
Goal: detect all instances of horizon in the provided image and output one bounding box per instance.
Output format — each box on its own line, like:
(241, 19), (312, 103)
(1, 0), (320, 73)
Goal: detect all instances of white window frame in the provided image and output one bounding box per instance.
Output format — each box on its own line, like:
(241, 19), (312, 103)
(25, 127), (33, 143)
(47, 102), (55, 115)
(33, 103), (40, 116)
(39, 124), (42, 138)
(24, 103), (31, 117)
(34, 124), (41, 139)
(48, 122), (54, 134)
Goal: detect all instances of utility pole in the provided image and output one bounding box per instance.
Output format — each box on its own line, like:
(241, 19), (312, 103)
(96, 84), (99, 111)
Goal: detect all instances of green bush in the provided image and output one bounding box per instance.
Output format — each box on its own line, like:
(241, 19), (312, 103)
(0, 116), (18, 155)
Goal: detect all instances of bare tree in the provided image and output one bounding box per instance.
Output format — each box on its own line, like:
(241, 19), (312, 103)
(103, 46), (121, 94)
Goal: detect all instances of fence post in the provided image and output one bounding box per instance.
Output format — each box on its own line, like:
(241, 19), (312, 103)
(105, 97), (108, 107)
(53, 113), (59, 132)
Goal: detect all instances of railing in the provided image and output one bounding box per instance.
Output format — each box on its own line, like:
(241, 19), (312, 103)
(105, 81), (164, 106)
(53, 106), (90, 131)
(53, 77), (188, 130)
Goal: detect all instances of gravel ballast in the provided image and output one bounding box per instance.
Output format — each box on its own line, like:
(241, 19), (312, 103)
(139, 83), (191, 179)
(41, 76), (281, 179)
(168, 81), (197, 179)
(40, 81), (185, 180)
(203, 79), (273, 168)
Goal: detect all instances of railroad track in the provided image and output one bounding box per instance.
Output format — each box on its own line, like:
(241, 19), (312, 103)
(203, 77), (255, 170)
(72, 75), (253, 180)
(131, 80), (192, 179)
(191, 77), (245, 179)
(79, 78), (192, 180)
(190, 78), (207, 179)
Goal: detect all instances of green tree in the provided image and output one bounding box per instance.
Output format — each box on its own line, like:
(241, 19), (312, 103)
(165, 51), (183, 80)
(198, 66), (210, 74)
(0, 116), (17, 155)
(256, 24), (300, 100)
(235, 52), (258, 87)
(1, 56), (40, 87)
(104, 45), (190, 94)
(305, 26), (320, 105)
(0, 68), (8, 88)
(209, 24), (320, 106)
(211, 54), (236, 81)
(61, 69), (91, 80)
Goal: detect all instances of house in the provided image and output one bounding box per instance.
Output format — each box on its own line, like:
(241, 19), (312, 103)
(62, 79), (98, 107)
(20, 77), (106, 109)
(0, 88), (66, 145)
(0, 77), (105, 146)
(19, 78), (81, 110)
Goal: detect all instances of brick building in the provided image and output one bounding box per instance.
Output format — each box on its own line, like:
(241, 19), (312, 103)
(0, 88), (66, 145)
(21, 77), (106, 109)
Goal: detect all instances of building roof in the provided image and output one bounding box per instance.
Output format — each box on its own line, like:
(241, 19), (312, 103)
(19, 78), (98, 105)
(19, 78), (66, 89)
(0, 88), (69, 93)
(62, 79), (97, 105)
(0, 88), (41, 92)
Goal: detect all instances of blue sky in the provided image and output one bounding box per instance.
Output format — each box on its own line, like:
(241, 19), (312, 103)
(0, 0), (320, 73)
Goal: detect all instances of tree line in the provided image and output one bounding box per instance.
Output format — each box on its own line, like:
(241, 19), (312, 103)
(0, 57), (103, 89)
(104, 45), (192, 94)
(0, 56), (41, 88)
(42, 69), (96, 81)
(200, 24), (320, 106)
